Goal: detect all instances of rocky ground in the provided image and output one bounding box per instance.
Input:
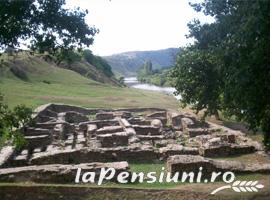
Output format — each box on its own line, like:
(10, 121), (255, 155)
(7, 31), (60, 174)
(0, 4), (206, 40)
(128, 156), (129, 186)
(0, 103), (270, 199)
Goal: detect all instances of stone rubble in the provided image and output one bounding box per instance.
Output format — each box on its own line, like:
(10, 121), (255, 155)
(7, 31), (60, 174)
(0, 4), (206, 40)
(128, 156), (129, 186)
(0, 103), (266, 184)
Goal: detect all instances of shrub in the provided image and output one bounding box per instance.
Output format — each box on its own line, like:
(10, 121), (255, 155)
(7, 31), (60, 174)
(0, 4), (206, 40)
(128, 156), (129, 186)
(42, 80), (51, 84)
(0, 93), (33, 149)
(10, 66), (28, 81)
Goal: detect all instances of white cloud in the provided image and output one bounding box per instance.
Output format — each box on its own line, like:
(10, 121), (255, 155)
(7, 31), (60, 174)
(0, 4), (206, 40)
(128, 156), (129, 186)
(66, 0), (213, 56)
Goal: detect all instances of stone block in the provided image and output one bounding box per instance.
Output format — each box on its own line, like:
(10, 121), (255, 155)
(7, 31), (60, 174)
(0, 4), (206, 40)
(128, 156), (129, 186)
(147, 111), (167, 118)
(25, 135), (51, 150)
(188, 128), (210, 137)
(24, 128), (51, 136)
(0, 162), (130, 183)
(96, 126), (124, 135)
(64, 111), (89, 123)
(96, 112), (114, 120)
(133, 125), (160, 135)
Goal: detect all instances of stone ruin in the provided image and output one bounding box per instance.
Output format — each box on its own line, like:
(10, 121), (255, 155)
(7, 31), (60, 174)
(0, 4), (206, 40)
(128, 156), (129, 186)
(0, 103), (268, 183)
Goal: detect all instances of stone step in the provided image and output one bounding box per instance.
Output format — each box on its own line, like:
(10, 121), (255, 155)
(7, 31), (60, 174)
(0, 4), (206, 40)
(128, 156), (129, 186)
(24, 128), (51, 136)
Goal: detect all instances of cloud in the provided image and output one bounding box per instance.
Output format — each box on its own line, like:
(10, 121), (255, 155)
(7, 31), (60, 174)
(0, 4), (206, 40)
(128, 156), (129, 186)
(66, 0), (213, 56)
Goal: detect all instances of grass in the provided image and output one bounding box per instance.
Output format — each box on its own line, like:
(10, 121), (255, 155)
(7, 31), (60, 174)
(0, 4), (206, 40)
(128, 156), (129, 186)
(0, 56), (179, 110)
(126, 162), (181, 188)
(1, 55), (270, 198)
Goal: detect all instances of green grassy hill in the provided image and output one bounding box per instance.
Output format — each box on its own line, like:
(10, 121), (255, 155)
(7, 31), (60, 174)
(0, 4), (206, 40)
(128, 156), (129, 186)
(0, 54), (179, 110)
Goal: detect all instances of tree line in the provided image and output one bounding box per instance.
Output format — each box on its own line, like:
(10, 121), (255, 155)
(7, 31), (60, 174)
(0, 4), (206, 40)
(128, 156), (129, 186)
(137, 60), (172, 87)
(172, 0), (270, 148)
(0, 0), (100, 148)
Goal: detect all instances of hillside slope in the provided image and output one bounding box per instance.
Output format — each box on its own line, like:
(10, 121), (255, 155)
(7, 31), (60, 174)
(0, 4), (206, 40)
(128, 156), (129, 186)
(103, 48), (180, 76)
(58, 58), (120, 86)
(0, 55), (179, 109)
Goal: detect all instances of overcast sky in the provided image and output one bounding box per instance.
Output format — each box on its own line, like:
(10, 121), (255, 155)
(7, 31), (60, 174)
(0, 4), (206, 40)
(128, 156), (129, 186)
(66, 0), (213, 56)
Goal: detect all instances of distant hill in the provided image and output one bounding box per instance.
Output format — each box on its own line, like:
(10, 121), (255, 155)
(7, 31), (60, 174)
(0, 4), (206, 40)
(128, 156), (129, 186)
(103, 48), (180, 76)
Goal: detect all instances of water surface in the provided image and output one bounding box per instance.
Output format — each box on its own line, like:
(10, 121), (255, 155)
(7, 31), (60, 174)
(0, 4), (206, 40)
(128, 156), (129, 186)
(124, 77), (180, 100)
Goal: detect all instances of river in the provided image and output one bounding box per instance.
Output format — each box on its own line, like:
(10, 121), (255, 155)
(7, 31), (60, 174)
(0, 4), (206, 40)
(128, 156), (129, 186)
(124, 77), (181, 100)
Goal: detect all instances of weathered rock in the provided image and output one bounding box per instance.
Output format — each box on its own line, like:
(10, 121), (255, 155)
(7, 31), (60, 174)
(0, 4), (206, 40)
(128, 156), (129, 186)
(53, 122), (75, 140)
(30, 148), (159, 164)
(112, 132), (129, 146)
(114, 111), (132, 119)
(96, 112), (114, 120)
(97, 134), (114, 148)
(182, 147), (200, 155)
(154, 140), (169, 148)
(147, 111), (167, 118)
(128, 136), (140, 144)
(160, 144), (183, 154)
(0, 146), (15, 168)
(64, 111), (89, 123)
(199, 144), (255, 157)
(159, 144), (199, 158)
(188, 128), (210, 137)
(0, 162), (129, 183)
(133, 125), (160, 135)
(167, 155), (270, 179)
(79, 120), (119, 132)
(23, 128), (51, 136)
(34, 122), (62, 129)
(227, 134), (236, 143)
(25, 135), (51, 150)
(208, 137), (222, 146)
(10, 154), (28, 167)
(169, 113), (182, 129)
(137, 135), (165, 141)
(167, 155), (214, 179)
(181, 117), (195, 129)
(97, 132), (129, 147)
(151, 119), (163, 129)
(118, 118), (131, 128)
(96, 126), (124, 135)
(0, 103), (264, 173)
(128, 117), (151, 125)
(87, 124), (97, 137)
(125, 127), (136, 136)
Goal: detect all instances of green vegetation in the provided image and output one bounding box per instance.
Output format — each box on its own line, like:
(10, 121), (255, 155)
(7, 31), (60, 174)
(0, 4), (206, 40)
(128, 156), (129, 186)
(137, 60), (173, 87)
(103, 48), (179, 76)
(172, 0), (270, 148)
(44, 49), (118, 85)
(127, 162), (180, 188)
(0, 93), (32, 148)
(0, 0), (97, 52)
(172, 49), (221, 119)
(82, 50), (113, 77)
(0, 56), (179, 110)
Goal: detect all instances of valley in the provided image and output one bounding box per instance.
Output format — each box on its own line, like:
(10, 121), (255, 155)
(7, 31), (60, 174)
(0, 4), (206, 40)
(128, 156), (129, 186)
(0, 54), (179, 109)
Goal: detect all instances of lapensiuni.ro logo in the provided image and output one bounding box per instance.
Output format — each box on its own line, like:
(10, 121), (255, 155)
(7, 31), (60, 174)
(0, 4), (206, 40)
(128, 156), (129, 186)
(74, 167), (264, 194)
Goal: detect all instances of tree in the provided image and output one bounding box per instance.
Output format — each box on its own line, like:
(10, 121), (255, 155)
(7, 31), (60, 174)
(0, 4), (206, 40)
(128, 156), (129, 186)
(172, 48), (222, 119)
(0, 0), (98, 53)
(144, 60), (153, 75)
(82, 49), (114, 77)
(0, 93), (33, 148)
(173, 0), (270, 148)
(137, 60), (154, 82)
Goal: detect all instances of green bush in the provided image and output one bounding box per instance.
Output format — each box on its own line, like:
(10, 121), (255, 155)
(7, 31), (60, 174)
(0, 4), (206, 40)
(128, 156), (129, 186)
(0, 93), (33, 149)
(83, 49), (113, 77)
(42, 80), (51, 84)
(10, 66), (28, 81)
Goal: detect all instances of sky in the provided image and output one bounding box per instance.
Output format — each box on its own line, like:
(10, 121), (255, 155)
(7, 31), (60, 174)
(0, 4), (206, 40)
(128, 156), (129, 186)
(66, 0), (214, 56)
